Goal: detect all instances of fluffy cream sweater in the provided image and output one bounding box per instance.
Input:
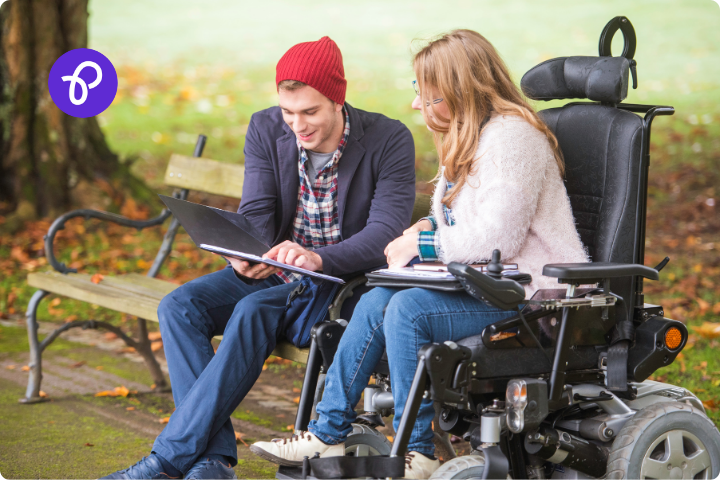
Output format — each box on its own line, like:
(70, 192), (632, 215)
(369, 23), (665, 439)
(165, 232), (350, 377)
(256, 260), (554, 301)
(432, 114), (589, 295)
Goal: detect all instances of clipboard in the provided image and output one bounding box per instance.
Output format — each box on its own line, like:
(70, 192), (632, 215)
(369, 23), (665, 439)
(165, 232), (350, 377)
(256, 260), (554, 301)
(159, 195), (345, 284)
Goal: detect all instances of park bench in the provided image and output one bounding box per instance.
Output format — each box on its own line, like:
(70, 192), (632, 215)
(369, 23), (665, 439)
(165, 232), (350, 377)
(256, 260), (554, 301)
(22, 135), (431, 404)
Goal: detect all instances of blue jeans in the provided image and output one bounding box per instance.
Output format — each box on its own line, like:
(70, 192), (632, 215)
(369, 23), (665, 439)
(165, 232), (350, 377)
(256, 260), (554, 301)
(308, 287), (515, 456)
(152, 267), (298, 472)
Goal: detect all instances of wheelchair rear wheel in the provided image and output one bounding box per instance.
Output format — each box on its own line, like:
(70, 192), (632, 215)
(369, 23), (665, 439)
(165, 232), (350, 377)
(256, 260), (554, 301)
(605, 401), (720, 479)
(429, 453), (485, 479)
(344, 423), (392, 457)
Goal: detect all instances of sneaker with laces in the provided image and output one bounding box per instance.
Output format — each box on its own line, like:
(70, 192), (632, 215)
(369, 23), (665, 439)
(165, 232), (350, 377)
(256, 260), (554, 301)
(404, 451), (440, 479)
(249, 431), (345, 466)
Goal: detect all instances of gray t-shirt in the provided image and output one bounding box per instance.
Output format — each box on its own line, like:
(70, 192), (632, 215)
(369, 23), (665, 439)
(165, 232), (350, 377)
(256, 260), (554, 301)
(305, 150), (334, 181)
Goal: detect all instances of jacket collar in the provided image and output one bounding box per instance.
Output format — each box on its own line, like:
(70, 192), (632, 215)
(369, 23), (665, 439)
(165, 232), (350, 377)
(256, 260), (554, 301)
(276, 103), (366, 243)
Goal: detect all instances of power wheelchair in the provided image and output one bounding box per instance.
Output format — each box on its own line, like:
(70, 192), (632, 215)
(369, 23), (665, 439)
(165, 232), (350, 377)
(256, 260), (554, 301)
(278, 17), (720, 479)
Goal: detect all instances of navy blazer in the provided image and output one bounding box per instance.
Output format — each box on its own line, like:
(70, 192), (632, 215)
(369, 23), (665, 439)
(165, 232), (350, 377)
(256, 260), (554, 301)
(238, 103), (416, 277)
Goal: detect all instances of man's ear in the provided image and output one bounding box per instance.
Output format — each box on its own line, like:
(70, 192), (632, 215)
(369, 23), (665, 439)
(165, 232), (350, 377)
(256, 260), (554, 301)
(334, 101), (343, 113)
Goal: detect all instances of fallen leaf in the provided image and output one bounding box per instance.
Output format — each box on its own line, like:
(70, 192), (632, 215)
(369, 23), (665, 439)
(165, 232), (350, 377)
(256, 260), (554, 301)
(50, 298), (61, 307)
(96, 366), (104, 370)
(692, 322), (720, 339)
(118, 347), (136, 353)
(104, 332), (118, 340)
(84, 443), (94, 447)
(713, 303), (720, 315)
(94, 385), (131, 398)
(64, 314), (79, 323)
(159, 417), (170, 424)
(151, 340), (163, 352)
(292, 387), (301, 393)
(39, 391), (48, 398)
(276, 414), (286, 418)
(235, 431), (248, 446)
(126, 407), (136, 411)
(21, 365), (30, 371)
(147, 331), (162, 341)
(70, 361), (86, 368)
(128, 398), (141, 405)
(150, 384), (156, 389)
(697, 298), (711, 314)
(293, 396), (300, 404)
(91, 273), (104, 284)
(702, 399), (718, 412)
(386, 435), (394, 442)
(286, 424), (295, 431)
(5, 365), (16, 370)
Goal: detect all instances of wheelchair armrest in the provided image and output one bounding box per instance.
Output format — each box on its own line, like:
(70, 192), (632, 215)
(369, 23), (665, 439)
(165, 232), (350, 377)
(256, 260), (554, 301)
(542, 262), (659, 284)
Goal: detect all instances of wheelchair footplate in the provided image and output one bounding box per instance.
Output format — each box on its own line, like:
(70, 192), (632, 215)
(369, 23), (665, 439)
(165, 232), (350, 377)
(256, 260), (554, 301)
(276, 455), (405, 479)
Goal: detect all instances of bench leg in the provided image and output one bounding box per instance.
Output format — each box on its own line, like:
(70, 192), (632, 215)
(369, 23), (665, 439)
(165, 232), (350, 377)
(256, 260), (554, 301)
(134, 318), (168, 392)
(21, 290), (50, 404)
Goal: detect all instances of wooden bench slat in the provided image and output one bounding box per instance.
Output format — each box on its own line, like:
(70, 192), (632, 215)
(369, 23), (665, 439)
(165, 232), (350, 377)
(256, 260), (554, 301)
(271, 342), (309, 364)
(164, 154), (244, 199)
(28, 271), (311, 364)
(27, 272), (166, 322)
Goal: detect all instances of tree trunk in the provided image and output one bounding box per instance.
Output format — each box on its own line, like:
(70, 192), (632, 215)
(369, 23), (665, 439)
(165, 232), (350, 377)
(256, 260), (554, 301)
(0, 0), (151, 226)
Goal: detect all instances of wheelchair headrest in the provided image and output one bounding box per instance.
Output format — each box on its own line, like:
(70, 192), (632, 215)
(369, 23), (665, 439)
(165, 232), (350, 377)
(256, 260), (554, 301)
(521, 56), (630, 104)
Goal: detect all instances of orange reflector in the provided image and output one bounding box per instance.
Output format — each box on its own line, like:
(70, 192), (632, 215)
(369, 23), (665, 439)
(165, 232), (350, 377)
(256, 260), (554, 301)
(665, 328), (683, 350)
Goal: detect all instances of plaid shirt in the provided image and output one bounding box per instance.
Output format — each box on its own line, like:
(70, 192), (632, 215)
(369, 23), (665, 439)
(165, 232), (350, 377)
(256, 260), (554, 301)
(417, 179), (455, 262)
(276, 107), (351, 283)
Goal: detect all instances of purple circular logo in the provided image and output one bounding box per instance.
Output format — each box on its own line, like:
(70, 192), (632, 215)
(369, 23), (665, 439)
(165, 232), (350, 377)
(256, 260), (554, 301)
(48, 48), (118, 118)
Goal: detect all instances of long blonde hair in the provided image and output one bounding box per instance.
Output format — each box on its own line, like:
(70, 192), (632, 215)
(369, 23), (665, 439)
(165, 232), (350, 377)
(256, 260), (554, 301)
(413, 29), (564, 207)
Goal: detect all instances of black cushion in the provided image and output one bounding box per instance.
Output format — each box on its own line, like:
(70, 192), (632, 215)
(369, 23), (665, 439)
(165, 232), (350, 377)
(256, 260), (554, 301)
(539, 105), (643, 264)
(521, 56), (629, 104)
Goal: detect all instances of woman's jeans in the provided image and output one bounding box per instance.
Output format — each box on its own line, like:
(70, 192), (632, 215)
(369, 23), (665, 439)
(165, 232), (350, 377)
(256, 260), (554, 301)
(308, 287), (516, 456)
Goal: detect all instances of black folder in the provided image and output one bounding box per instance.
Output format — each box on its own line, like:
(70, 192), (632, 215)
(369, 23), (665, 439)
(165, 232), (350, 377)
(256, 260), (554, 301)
(159, 195), (344, 284)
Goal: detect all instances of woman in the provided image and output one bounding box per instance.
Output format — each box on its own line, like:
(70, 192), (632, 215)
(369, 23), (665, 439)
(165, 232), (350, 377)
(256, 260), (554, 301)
(251, 29), (588, 478)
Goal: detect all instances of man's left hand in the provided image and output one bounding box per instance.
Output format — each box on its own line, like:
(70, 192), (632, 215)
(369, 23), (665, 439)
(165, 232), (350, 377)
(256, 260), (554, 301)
(265, 240), (323, 271)
(384, 232), (419, 269)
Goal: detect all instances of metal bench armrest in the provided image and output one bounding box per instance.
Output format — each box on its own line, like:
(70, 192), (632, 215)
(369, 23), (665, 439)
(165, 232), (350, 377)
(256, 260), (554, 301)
(45, 190), (187, 274)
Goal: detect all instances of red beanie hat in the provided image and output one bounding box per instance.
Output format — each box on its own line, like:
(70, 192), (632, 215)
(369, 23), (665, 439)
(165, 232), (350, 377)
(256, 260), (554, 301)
(276, 36), (346, 105)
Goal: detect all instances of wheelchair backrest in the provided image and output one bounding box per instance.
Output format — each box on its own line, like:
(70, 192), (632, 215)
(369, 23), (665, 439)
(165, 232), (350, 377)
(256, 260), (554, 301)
(521, 56), (644, 265)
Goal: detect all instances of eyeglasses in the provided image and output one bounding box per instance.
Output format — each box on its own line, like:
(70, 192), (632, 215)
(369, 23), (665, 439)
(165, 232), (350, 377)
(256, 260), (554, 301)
(412, 80), (443, 106)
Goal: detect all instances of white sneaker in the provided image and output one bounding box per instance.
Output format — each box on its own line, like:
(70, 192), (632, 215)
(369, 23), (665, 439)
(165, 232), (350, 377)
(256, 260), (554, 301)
(404, 451), (440, 479)
(249, 431), (345, 466)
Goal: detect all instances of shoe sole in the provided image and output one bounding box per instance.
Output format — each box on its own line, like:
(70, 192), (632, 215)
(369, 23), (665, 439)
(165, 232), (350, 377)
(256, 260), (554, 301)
(249, 445), (304, 467)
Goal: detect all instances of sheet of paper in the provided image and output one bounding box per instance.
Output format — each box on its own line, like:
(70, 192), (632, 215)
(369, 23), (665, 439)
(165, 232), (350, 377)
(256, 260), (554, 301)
(200, 244), (345, 284)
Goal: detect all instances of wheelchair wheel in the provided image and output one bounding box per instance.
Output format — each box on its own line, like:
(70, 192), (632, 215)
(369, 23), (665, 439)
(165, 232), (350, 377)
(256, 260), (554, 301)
(605, 401), (720, 479)
(344, 423), (392, 456)
(429, 453), (485, 479)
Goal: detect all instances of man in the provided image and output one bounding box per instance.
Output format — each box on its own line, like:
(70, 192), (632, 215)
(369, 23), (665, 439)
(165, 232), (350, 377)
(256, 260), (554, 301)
(103, 36), (415, 479)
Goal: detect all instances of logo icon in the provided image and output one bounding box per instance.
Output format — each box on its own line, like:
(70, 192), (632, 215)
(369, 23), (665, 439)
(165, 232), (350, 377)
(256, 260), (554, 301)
(48, 48), (117, 118)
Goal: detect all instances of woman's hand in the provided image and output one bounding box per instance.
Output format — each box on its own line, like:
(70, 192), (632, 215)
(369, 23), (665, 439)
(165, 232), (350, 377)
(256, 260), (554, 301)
(403, 219), (433, 235)
(224, 257), (280, 280)
(384, 232), (420, 269)
(265, 240), (323, 271)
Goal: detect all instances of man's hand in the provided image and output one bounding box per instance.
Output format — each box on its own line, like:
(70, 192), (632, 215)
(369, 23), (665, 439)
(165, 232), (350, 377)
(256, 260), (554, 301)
(224, 257), (280, 280)
(265, 240), (323, 271)
(384, 232), (419, 270)
(403, 219), (433, 235)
